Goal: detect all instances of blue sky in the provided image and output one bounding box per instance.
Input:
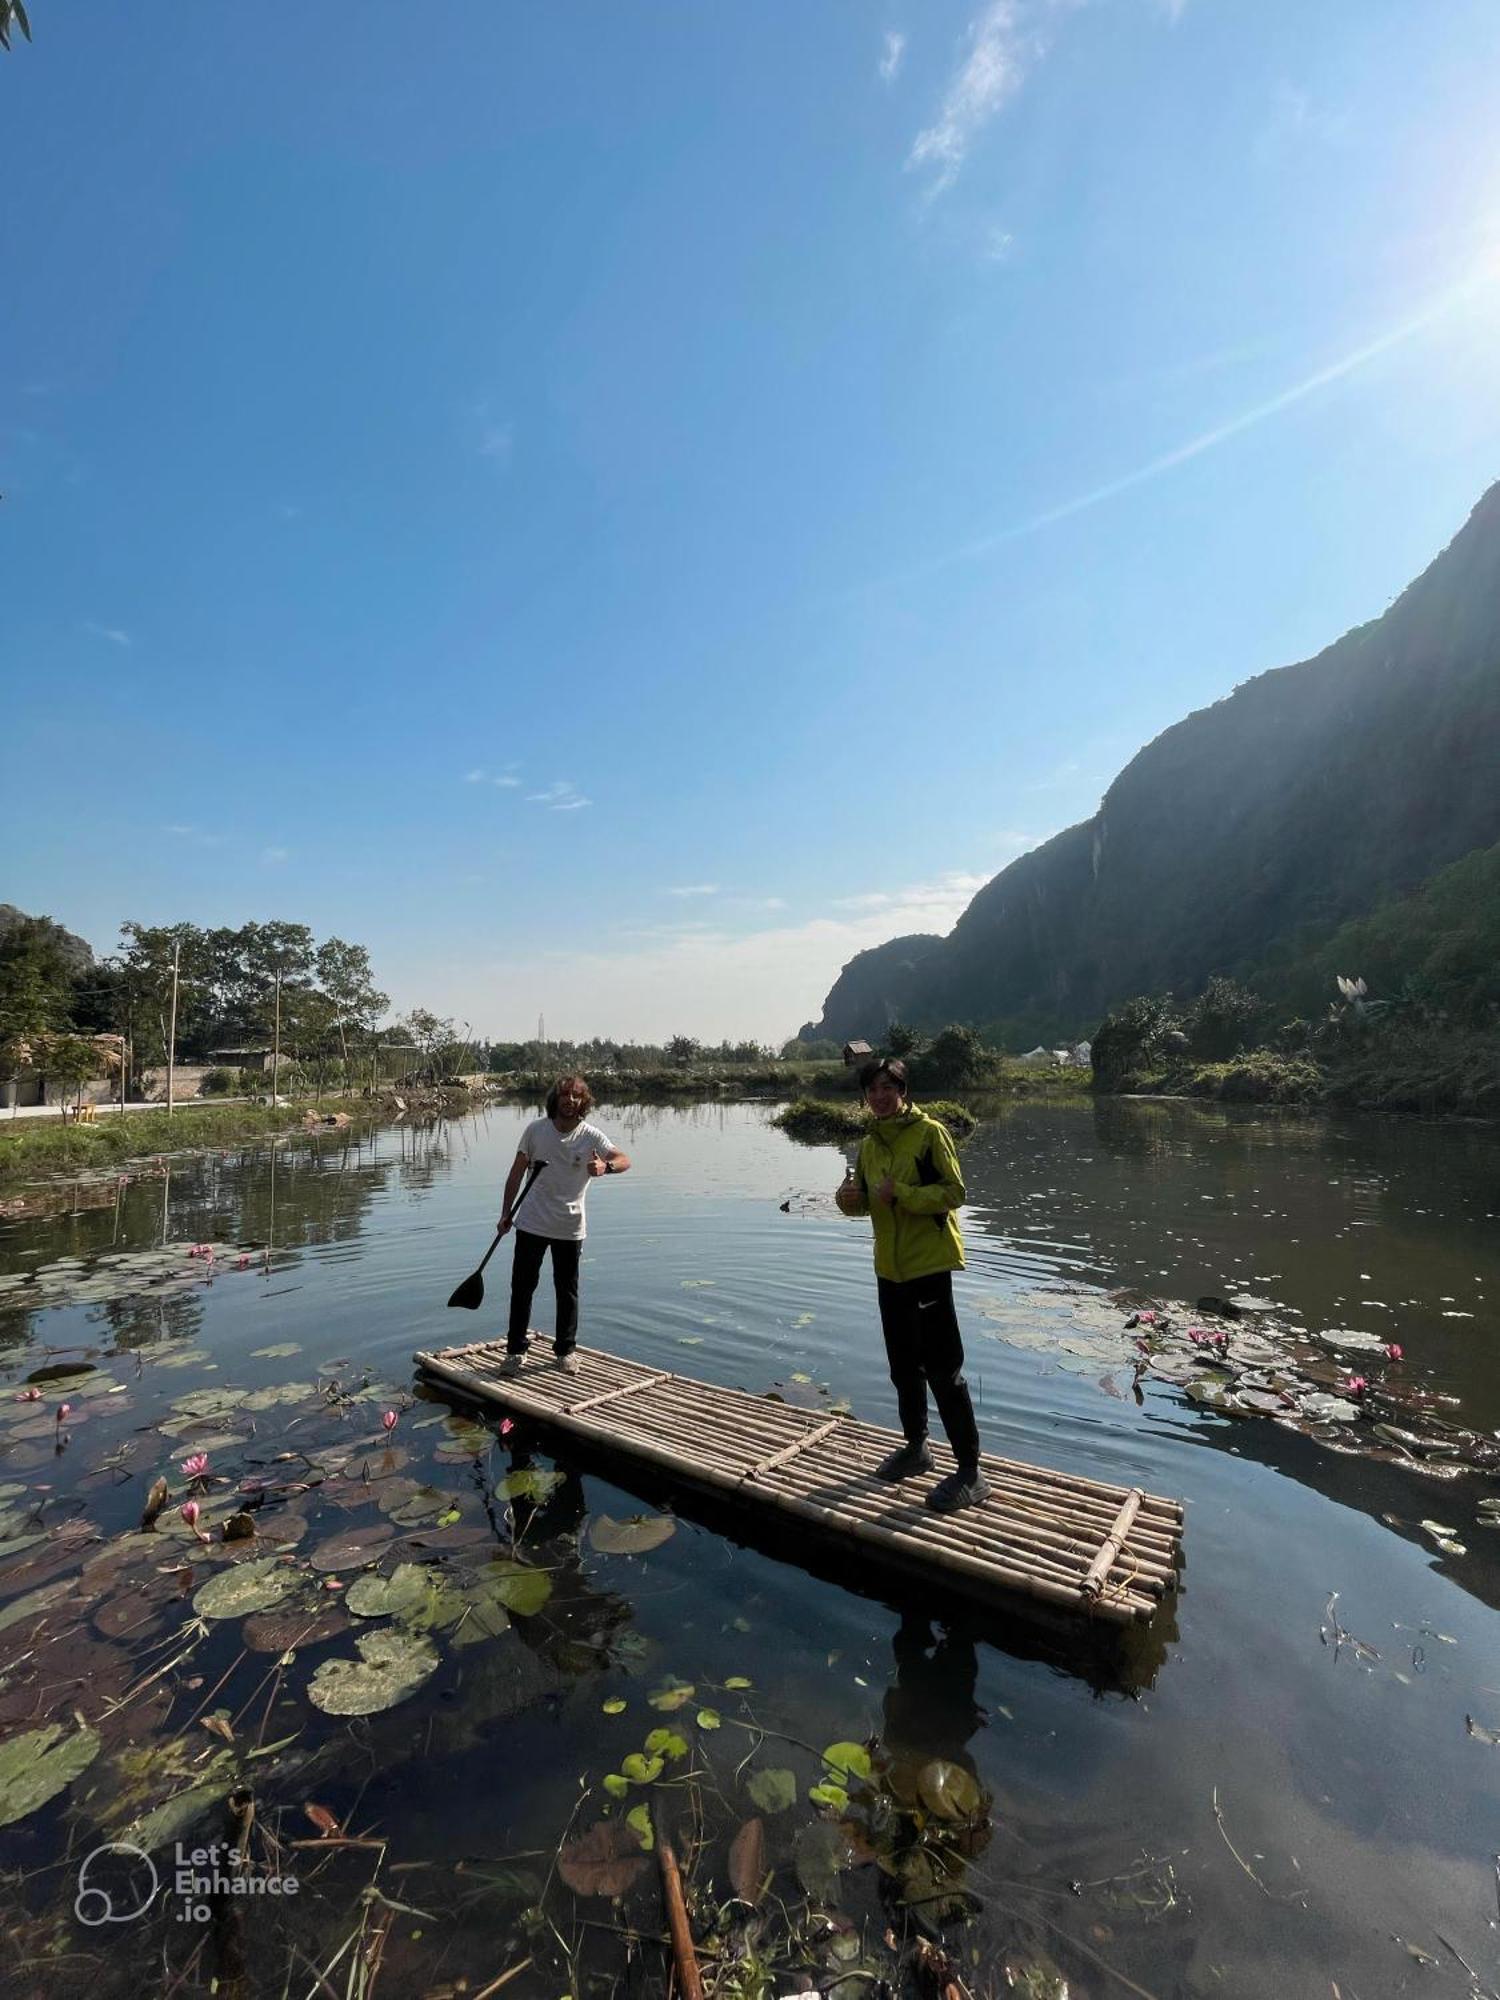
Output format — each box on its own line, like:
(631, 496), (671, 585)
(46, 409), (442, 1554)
(5, 1), (1499, 1043)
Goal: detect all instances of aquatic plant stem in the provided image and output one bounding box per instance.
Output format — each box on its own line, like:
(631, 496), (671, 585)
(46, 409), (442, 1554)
(1211, 1787), (1307, 1903)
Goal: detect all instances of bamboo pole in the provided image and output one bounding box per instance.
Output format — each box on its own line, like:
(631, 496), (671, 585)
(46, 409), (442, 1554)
(758, 1466), (1156, 1600)
(568, 1372), (674, 1414)
(654, 1824), (704, 2000)
(747, 1415), (844, 1477)
(764, 1458), (1174, 1589)
(834, 1412), (1183, 1522)
(1081, 1488), (1143, 1599)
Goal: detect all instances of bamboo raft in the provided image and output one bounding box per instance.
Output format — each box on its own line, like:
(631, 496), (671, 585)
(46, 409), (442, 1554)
(413, 1340), (1184, 1627)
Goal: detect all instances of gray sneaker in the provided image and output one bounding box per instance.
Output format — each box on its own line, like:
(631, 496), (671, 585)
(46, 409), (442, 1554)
(553, 1350), (580, 1376)
(498, 1351), (526, 1378)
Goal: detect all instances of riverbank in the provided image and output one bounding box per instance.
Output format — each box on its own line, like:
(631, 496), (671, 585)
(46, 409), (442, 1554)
(1106, 1034), (1500, 1116)
(0, 1086), (477, 1179)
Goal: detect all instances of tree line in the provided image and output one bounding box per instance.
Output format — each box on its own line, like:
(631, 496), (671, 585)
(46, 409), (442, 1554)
(0, 913), (397, 1099)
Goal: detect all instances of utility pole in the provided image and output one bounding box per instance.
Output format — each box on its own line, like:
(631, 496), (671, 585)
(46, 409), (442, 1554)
(272, 972), (283, 1103)
(166, 940), (181, 1117)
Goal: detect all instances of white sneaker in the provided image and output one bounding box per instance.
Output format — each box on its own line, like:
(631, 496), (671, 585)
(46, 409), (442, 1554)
(498, 1351), (526, 1378)
(553, 1351), (580, 1375)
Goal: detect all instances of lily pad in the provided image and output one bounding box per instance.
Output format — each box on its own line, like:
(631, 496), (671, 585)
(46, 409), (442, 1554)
(0, 1721), (101, 1827)
(307, 1628), (440, 1715)
(643, 1727), (688, 1761)
(487, 1560), (553, 1617)
(250, 1344), (302, 1360)
(821, 1741), (872, 1781)
(746, 1767), (798, 1814)
(590, 1514), (676, 1555)
(917, 1758), (985, 1819)
(557, 1818), (650, 1897)
(794, 1820), (854, 1900)
(621, 1752), (664, 1785)
(648, 1678), (696, 1712)
(310, 1522), (397, 1572)
(345, 1563), (435, 1620)
(241, 1604), (351, 1653)
(193, 1558), (297, 1620)
(170, 1387), (249, 1418)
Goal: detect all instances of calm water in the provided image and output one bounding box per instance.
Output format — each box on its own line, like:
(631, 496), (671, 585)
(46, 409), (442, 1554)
(1, 1098), (1498, 1998)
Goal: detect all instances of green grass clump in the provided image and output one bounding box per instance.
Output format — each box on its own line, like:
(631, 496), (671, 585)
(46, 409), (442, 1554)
(1182, 1053), (1323, 1103)
(772, 1097), (978, 1143)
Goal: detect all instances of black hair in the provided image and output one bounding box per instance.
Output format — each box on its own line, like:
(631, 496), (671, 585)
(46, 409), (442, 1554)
(858, 1056), (909, 1093)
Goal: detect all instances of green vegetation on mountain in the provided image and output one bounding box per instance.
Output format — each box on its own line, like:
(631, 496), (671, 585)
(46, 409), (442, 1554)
(804, 486), (1500, 1097)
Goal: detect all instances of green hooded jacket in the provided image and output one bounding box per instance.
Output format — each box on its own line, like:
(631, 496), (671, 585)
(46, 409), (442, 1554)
(838, 1103), (966, 1282)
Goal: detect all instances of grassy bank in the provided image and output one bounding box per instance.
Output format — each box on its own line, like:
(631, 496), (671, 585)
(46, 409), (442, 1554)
(773, 1097), (979, 1143)
(1104, 1035), (1500, 1115)
(0, 1096), (383, 1179)
(489, 1057), (1093, 1103)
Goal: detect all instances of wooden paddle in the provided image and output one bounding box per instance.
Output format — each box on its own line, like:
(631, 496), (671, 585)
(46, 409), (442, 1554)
(446, 1162), (546, 1309)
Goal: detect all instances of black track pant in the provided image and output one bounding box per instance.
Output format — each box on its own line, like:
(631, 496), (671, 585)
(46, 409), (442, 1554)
(506, 1230), (581, 1354)
(876, 1269), (981, 1476)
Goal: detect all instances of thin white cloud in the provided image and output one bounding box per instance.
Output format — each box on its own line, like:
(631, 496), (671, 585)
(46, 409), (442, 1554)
(491, 774), (520, 788)
(418, 868), (1008, 1043)
(527, 781), (592, 812)
(880, 30), (907, 83)
(911, 266), (1500, 574)
(907, 2), (1045, 196)
(666, 884), (720, 898)
(163, 823), (227, 847)
(83, 621), (132, 648)
(832, 869), (991, 914)
(982, 226), (1016, 263)
(463, 769), (486, 784)
(261, 846), (290, 865)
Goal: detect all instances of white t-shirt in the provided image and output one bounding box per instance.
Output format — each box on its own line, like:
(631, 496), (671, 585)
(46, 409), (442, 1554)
(512, 1116), (617, 1241)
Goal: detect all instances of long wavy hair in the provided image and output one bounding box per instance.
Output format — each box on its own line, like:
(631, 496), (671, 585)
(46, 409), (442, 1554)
(545, 1074), (594, 1119)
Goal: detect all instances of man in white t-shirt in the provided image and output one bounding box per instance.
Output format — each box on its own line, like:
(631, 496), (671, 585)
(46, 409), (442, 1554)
(497, 1074), (631, 1376)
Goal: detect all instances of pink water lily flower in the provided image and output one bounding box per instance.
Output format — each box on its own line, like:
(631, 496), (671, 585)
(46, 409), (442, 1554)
(17, 1387), (42, 1402)
(499, 1417), (515, 1439)
(1344, 1375), (1369, 1397)
(1384, 1343), (1403, 1361)
(381, 1409), (398, 1433)
(55, 1403), (71, 1423)
(179, 1500), (200, 1527)
(182, 1452), (210, 1480)
(1138, 1311), (1157, 1326)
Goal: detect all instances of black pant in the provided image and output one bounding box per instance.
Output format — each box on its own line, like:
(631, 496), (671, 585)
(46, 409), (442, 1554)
(877, 1270), (981, 1476)
(507, 1230), (581, 1354)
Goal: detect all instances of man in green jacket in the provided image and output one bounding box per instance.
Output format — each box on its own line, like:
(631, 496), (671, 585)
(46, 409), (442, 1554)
(835, 1056), (990, 1513)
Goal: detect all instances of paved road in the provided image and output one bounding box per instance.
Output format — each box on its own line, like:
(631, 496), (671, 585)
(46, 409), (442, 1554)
(3, 1096), (260, 1125)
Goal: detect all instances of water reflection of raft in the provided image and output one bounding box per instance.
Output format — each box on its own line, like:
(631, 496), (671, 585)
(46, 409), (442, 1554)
(413, 1340), (1184, 1627)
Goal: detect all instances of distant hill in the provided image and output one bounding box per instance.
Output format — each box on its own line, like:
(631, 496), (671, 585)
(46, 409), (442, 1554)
(805, 483), (1500, 1045)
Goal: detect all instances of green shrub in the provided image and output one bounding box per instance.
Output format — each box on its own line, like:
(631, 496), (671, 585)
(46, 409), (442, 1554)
(199, 1067), (236, 1096)
(1184, 1053), (1322, 1103)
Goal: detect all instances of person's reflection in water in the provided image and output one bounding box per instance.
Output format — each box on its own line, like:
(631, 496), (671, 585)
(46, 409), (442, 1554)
(874, 1609), (991, 1938)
